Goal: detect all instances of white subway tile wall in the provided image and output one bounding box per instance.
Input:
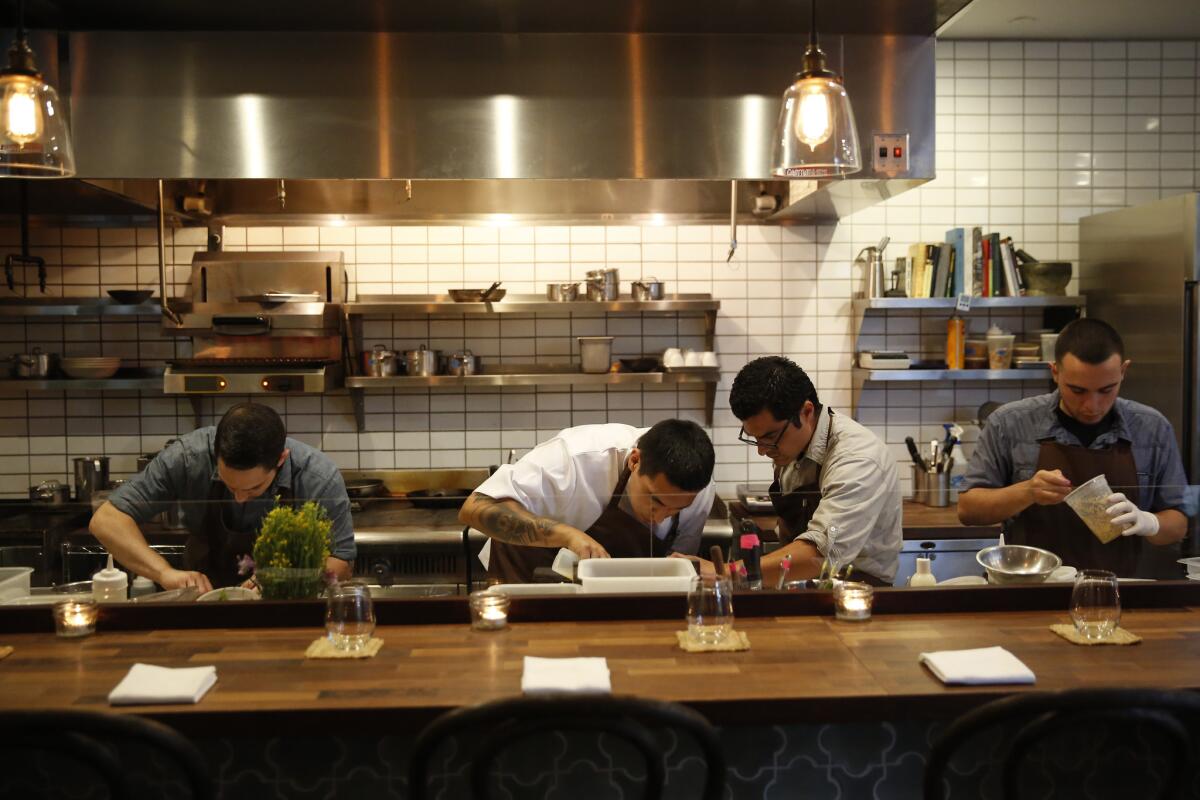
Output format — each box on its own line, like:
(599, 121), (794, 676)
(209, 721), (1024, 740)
(0, 40), (1197, 499)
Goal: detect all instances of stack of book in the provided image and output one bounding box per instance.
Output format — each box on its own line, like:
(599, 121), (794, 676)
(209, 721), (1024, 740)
(902, 227), (1024, 298)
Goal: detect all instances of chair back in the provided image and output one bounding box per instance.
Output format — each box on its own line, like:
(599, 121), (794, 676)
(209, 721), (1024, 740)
(0, 710), (215, 800)
(924, 689), (1200, 800)
(409, 693), (725, 800)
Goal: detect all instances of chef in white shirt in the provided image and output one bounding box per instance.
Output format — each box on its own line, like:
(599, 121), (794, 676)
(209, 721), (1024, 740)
(460, 420), (717, 583)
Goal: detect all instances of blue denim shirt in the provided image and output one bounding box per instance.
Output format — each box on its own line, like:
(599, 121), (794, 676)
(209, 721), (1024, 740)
(109, 427), (355, 561)
(960, 391), (1192, 517)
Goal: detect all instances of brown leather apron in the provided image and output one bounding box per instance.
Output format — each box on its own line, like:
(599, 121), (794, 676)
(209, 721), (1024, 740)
(186, 480), (295, 588)
(768, 409), (889, 587)
(1006, 439), (1141, 576)
(487, 465), (680, 584)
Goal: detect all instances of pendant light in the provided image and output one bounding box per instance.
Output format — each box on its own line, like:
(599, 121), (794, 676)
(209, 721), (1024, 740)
(0, 0), (75, 178)
(771, 0), (860, 178)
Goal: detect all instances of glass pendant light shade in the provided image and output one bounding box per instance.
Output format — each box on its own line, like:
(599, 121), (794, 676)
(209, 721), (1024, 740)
(0, 34), (75, 177)
(771, 43), (861, 178)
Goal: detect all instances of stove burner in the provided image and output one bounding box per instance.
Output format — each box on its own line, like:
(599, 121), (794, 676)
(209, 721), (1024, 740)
(168, 358), (337, 370)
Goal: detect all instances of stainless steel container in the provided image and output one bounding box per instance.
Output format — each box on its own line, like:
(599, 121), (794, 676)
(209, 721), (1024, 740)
(578, 336), (614, 374)
(10, 348), (49, 377)
(364, 344), (399, 377)
(445, 349), (478, 376)
(631, 279), (665, 301)
(546, 282), (579, 302)
(911, 465), (950, 508)
(405, 344), (441, 377)
(73, 456), (110, 503)
(586, 268), (619, 301)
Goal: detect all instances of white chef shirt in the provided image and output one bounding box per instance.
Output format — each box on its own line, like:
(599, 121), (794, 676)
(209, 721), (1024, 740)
(473, 423), (716, 567)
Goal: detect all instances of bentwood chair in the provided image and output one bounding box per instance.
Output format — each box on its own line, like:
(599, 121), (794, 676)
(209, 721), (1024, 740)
(408, 694), (726, 800)
(923, 688), (1200, 800)
(0, 709), (216, 800)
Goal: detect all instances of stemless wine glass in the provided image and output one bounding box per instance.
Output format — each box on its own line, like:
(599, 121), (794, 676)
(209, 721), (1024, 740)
(326, 582), (376, 651)
(686, 573), (734, 646)
(1070, 569), (1121, 641)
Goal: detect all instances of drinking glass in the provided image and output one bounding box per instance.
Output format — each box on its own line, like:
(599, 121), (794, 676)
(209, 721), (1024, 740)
(686, 573), (733, 645)
(1070, 569), (1120, 641)
(326, 582), (376, 651)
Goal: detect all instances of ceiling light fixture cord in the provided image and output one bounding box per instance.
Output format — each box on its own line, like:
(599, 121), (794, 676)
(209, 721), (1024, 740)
(809, 0), (818, 48)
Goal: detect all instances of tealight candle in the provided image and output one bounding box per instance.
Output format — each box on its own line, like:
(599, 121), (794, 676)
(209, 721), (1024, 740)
(834, 582), (874, 622)
(53, 598), (98, 638)
(469, 590), (510, 631)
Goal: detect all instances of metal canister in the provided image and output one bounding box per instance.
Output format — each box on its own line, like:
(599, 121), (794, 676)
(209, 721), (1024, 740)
(73, 457), (110, 504)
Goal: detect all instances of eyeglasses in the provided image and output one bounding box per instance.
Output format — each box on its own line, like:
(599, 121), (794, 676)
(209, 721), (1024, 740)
(738, 420), (791, 451)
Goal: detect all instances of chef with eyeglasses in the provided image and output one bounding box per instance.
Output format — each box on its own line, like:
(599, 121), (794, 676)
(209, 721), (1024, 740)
(681, 356), (902, 586)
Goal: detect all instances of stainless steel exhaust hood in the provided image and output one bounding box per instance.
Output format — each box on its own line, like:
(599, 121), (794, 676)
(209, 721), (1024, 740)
(10, 18), (938, 223)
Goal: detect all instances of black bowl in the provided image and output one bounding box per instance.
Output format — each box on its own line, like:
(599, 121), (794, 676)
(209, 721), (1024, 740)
(107, 289), (154, 304)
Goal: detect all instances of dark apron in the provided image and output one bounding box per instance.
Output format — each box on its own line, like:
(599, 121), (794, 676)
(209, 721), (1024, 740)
(1007, 439), (1141, 576)
(185, 480), (295, 589)
(768, 409), (889, 587)
(487, 465), (680, 584)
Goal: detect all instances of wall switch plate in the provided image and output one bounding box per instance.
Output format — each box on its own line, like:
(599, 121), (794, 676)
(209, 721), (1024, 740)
(872, 133), (910, 177)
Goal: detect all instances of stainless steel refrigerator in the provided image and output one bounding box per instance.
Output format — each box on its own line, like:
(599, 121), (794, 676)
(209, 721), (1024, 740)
(1080, 193), (1199, 571)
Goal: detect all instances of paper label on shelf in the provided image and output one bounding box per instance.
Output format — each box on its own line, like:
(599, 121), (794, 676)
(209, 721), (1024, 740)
(955, 294), (972, 313)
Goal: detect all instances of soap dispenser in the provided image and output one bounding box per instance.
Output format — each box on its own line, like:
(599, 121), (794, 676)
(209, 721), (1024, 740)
(92, 553), (129, 602)
(908, 557), (937, 587)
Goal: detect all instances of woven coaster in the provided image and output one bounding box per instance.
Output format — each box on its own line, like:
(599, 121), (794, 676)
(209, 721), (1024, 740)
(305, 637), (384, 659)
(675, 630), (751, 652)
(1050, 624), (1141, 646)
(0, 646), (12, 661)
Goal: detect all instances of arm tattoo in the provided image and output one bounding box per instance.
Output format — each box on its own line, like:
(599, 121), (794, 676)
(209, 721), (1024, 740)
(466, 492), (559, 546)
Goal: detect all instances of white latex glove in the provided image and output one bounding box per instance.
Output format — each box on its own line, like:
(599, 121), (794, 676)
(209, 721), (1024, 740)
(1106, 492), (1160, 538)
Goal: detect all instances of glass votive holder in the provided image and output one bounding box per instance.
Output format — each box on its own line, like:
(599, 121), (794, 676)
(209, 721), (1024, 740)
(834, 581), (874, 622)
(469, 590), (510, 631)
(53, 598), (98, 638)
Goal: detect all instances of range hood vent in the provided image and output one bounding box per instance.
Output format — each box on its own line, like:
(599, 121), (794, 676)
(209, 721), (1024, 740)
(13, 26), (936, 223)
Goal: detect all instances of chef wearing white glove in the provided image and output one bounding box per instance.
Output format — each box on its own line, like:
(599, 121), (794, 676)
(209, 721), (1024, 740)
(1106, 492), (1161, 538)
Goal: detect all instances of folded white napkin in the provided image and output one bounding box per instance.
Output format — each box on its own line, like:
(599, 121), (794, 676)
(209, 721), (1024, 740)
(108, 663), (218, 706)
(521, 656), (611, 694)
(919, 646), (1035, 686)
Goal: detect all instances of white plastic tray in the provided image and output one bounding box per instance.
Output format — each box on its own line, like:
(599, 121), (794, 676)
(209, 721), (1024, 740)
(0, 567), (33, 602)
(578, 557), (694, 594)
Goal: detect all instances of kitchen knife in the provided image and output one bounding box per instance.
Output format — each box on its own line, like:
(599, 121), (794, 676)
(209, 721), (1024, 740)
(905, 436), (928, 471)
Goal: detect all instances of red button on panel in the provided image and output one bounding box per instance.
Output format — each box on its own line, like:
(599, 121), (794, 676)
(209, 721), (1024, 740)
(893, 146), (903, 158)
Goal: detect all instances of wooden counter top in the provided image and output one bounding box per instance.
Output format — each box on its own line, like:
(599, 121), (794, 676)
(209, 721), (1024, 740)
(4, 607), (1198, 733)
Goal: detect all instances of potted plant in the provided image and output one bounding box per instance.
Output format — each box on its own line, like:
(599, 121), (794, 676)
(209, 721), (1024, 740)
(251, 501), (332, 600)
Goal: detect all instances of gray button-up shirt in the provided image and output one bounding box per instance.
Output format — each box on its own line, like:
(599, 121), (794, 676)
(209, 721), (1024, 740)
(109, 427), (355, 561)
(961, 391), (1191, 517)
(780, 408), (903, 582)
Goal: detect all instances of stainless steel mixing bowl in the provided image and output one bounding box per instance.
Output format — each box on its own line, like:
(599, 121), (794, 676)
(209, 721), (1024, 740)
(976, 544), (1062, 585)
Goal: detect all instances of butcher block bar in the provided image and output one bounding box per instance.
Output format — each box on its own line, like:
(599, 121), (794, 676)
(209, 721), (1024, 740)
(4, 600), (1200, 730)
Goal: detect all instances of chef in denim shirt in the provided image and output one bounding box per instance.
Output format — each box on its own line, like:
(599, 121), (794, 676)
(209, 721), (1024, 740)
(958, 319), (1189, 576)
(91, 403), (354, 592)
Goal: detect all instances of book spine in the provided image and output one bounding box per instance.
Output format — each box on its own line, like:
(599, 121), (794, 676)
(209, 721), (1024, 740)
(970, 227), (983, 296)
